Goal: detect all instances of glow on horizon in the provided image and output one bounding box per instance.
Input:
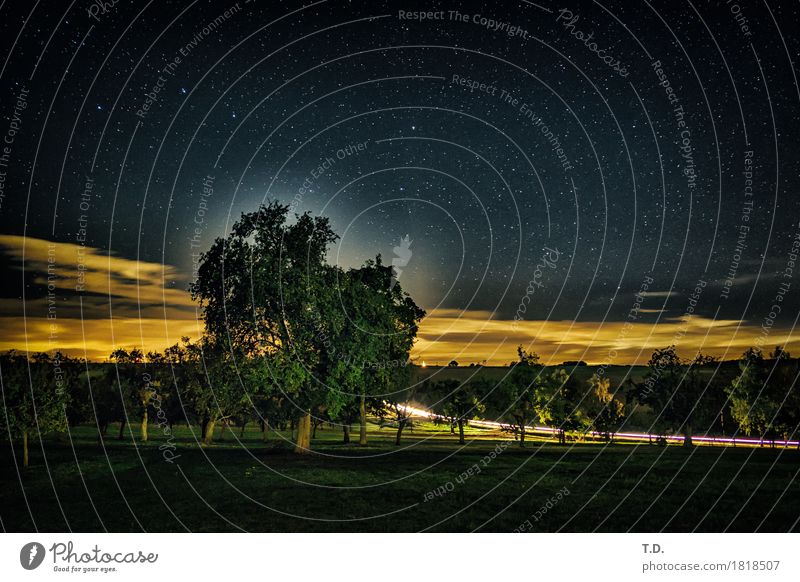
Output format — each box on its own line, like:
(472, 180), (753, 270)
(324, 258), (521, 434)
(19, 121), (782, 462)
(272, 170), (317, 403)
(0, 235), (797, 363)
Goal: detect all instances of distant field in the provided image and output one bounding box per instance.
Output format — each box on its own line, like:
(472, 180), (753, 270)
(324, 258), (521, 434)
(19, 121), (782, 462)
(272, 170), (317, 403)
(2, 421), (798, 532)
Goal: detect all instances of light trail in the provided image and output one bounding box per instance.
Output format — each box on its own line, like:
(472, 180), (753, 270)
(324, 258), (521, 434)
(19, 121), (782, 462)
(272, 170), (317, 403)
(398, 405), (800, 449)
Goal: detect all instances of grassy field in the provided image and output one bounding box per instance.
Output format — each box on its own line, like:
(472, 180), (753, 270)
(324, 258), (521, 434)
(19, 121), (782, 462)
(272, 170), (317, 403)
(1, 421), (798, 533)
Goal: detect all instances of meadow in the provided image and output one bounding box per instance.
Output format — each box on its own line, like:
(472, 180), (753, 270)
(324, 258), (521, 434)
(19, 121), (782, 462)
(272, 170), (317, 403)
(2, 420), (798, 533)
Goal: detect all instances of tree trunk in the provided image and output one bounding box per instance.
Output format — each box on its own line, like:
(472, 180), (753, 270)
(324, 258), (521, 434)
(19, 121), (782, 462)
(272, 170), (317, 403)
(359, 394), (367, 446)
(203, 418), (216, 446)
(395, 420), (406, 445)
(294, 412), (312, 454)
(343, 424), (350, 444)
(22, 430), (29, 468)
(683, 424), (693, 447)
(519, 424), (526, 448)
(458, 419), (465, 444)
(201, 416), (209, 440)
(97, 422), (108, 443)
(239, 422), (247, 438)
(140, 409), (148, 442)
(262, 420), (270, 443)
(312, 420), (318, 439)
(118, 419), (127, 440)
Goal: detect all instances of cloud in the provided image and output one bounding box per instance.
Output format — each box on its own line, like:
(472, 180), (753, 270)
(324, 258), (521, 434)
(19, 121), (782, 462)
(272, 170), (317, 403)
(411, 309), (799, 366)
(0, 235), (199, 359)
(1, 236), (796, 364)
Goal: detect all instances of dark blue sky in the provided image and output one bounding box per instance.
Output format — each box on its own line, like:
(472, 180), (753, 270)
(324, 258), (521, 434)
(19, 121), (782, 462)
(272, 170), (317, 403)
(1, 0), (799, 361)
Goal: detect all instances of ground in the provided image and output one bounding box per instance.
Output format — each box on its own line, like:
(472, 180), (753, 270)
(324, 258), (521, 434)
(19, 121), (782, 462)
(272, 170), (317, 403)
(1, 422), (798, 532)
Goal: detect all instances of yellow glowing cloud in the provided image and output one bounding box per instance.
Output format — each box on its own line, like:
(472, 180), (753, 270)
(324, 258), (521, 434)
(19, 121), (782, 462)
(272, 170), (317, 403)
(0, 236), (796, 364)
(0, 235), (199, 359)
(411, 309), (799, 366)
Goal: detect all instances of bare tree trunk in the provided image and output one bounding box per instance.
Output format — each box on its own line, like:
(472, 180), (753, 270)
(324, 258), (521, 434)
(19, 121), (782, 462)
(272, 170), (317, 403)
(239, 421), (247, 438)
(262, 420), (270, 443)
(519, 424), (526, 448)
(203, 419), (216, 446)
(294, 412), (312, 454)
(140, 409), (148, 442)
(395, 419), (407, 445)
(458, 419), (465, 444)
(683, 424), (693, 447)
(201, 416), (209, 440)
(118, 419), (127, 440)
(22, 430), (29, 468)
(359, 394), (367, 446)
(343, 424), (350, 444)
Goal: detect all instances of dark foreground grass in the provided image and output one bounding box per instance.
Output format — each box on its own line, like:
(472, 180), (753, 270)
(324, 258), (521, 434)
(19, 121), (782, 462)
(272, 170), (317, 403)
(1, 424), (799, 532)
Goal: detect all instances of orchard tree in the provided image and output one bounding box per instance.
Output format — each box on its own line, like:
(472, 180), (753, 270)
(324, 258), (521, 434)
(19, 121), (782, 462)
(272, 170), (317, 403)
(726, 347), (779, 444)
(333, 258), (425, 446)
(634, 346), (703, 446)
(545, 368), (586, 445)
(109, 348), (155, 442)
(499, 347), (551, 447)
(587, 373), (625, 442)
(435, 380), (486, 444)
(0, 352), (68, 468)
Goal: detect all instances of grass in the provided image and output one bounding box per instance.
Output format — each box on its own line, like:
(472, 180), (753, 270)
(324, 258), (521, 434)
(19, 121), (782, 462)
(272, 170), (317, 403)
(1, 421), (798, 532)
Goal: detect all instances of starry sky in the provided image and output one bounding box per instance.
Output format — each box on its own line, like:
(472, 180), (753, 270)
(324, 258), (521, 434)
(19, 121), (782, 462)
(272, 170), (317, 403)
(1, 0), (799, 363)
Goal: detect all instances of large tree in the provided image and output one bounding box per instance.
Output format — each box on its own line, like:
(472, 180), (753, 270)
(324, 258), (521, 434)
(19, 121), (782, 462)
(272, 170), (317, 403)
(726, 347), (780, 444)
(191, 202), (338, 453)
(330, 258), (425, 445)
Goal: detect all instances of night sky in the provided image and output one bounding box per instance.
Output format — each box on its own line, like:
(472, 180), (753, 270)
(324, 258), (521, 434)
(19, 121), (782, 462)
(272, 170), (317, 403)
(1, 0), (799, 363)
